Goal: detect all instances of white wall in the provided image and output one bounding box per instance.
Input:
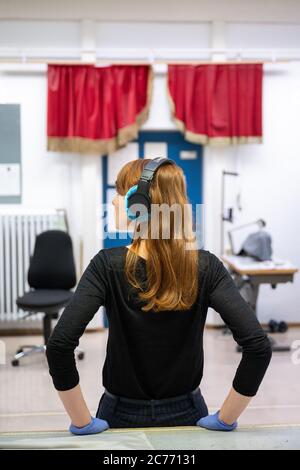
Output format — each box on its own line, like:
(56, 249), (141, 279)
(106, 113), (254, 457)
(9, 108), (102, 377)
(0, 18), (300, 326)
(202, 61), (300, 324)
(0, 69), (83, 276)
(225, 61), (300, 324)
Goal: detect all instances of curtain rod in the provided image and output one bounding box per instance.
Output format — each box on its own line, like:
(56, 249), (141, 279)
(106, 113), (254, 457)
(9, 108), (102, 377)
(1, 47), (300, 64)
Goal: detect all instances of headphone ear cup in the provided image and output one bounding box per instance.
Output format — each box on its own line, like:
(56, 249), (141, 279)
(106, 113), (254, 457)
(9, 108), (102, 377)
(125, 185), (151, 221)
(125, 185), (138, 220)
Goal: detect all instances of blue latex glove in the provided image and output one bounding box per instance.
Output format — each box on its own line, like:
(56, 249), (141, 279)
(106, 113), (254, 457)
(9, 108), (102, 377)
(69, 416), (109, 435)
(196, 411), (237, 432)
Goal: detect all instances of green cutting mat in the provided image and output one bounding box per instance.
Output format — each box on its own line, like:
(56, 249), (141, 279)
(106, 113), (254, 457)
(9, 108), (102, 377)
(1, 425), (300, 450)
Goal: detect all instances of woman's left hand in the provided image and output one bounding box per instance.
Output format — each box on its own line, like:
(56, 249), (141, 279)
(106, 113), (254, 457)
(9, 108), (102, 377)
(196, 411), (238, 432)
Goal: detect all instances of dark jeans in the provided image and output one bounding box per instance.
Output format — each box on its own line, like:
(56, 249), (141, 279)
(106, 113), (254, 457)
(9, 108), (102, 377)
(96, 387), (208, 428)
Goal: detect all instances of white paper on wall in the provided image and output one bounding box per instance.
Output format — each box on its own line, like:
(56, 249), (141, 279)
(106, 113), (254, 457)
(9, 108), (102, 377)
(0, 164), (21, 196)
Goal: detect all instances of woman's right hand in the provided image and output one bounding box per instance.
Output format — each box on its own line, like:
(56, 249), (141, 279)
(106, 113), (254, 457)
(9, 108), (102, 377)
(69, 416), (110, 435)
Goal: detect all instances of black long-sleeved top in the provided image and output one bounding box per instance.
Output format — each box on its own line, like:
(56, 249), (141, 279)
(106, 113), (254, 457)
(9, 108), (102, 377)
(46, 246), (272, 399)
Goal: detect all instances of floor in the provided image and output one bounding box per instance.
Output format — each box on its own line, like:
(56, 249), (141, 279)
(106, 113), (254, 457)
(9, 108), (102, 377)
(0, 327), (300, 448)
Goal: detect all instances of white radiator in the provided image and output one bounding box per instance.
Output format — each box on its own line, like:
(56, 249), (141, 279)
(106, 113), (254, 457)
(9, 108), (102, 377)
(0, 210), (67, 321)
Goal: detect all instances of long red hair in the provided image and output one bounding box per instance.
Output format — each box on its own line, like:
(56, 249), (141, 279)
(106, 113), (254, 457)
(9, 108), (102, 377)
(116, 158), (199, 312)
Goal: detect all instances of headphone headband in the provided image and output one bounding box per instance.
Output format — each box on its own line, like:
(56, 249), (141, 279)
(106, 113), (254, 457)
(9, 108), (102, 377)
(125, 157), (176, 221)
(139, 156), (175, 183)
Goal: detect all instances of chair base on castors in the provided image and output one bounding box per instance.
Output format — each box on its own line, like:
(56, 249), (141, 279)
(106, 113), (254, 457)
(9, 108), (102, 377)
(11, 309), (85, 366)
(11, 345), (85, 366)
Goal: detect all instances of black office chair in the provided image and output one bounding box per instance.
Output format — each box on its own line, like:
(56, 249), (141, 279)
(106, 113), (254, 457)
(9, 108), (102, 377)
(11, 229), (84, 366)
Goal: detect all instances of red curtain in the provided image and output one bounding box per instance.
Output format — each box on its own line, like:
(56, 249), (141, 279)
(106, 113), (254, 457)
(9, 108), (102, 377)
(168, 64), (263, 145)
(47, 65), (153, 154)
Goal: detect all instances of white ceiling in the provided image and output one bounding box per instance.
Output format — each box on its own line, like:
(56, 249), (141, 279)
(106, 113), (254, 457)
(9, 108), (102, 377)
(0, 0), (300, 23)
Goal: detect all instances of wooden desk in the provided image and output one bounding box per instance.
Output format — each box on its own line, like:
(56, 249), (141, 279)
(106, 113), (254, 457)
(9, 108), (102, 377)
(221, 254), (298, 352)
(221, 254), (298, 277)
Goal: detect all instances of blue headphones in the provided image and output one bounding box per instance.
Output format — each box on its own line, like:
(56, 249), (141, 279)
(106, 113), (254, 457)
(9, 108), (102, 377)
(124, 157), (176, 221)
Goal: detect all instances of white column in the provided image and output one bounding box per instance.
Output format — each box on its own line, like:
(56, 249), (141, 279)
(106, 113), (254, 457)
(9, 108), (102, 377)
(78, 18), (101, 270)
(205, 21), (229, 326)
(79, 21), (104, 329)
(80, 155), (102, 268)
(80, 154), (104, 330)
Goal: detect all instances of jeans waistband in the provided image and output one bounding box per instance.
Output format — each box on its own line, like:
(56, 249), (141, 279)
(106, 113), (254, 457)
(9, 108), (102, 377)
(104, 386), (200, 405)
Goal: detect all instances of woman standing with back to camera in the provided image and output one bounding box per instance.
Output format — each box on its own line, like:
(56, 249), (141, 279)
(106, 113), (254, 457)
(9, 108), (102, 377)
(46, 157), (272, 434)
